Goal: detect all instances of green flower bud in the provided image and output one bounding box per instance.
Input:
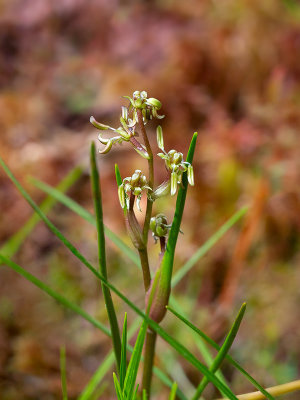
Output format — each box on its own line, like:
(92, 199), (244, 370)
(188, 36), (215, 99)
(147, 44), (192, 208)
(150, 213), (169, 239)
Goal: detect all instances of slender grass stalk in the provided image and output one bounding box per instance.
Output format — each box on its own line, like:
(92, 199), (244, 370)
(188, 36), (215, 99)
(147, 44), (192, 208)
(90, 142), (122, 374)
(166, 305), (275, 400)
(171, 206), (248, 288)
(191, 303), (246, 400)
(60, 346), (68, 400)
(169, 296), (228, 394)
(0, 166), (82, 258)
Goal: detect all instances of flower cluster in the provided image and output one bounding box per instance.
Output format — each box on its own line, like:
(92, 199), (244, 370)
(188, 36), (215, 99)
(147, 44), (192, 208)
(118, 170), (151, 212)
(90, 91), (163, 158)
(156, 126), (194, 195)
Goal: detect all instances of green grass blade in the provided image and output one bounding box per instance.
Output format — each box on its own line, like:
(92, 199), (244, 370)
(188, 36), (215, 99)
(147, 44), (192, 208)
(60, 346), (68, 400)
(0, 157), (237, 399)
(79, 352), (115, 400)
(0, 167), (82, 258)
(113, 372), (124, 400)
(167, 306), (275, 400)
(90, 142), (122, 374)
(192, 303), (246, 400)
(120, 313), (128, 390)
(169, 382), (178, 400)
(150, 133), (198, 322)
(161, 133), (198, 282)
(171, 206), (248, 288)
(0, 253), (111, 336)
(123, 321), (147, 399)
(29, 176), (140, 268)
(169, 296), (228, 391)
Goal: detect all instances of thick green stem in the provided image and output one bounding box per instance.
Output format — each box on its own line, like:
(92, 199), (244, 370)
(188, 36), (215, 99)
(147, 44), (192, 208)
(136, 108), (154, 244)
(142, 329), (157, 398)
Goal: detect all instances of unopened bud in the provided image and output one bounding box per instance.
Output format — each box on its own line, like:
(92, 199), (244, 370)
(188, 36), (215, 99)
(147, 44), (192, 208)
(187, 165), (194, 186)
(156, 125), (164, 150)
(118, 185), (125, 209)
(171, 172), (178, 196)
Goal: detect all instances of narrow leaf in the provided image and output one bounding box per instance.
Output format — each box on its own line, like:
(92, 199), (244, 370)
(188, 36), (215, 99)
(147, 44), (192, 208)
(167, 306), (275, 400)
(120, 313), (128, 390)
(123, 321), (148, 399)
(172, 206), (248, 288)
(169, 382), (178, 400)
(60, 346), (68, 400)
(192, 303), (246, 400)
(113, 372), (124, 400)
(90, 141), (121, 374)
(0, 166), (82, 258)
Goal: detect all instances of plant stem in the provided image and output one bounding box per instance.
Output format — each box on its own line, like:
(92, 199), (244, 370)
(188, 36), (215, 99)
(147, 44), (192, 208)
(138, 247), (151, 292)
(127, 193), (151, 291)
(136, 108), (154, 244)
(142, 328), (157, 398)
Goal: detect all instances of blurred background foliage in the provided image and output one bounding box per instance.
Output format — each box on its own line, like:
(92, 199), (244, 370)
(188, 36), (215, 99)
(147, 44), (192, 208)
(0, 0), (300, 398)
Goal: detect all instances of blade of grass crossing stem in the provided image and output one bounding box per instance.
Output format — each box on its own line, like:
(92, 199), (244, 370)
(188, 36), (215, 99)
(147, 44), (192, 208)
(172, 206), (248, 288)
(192, 303), (246, 400)
(120, 313), (128, 390)
(29, 176), (140, 268)
(123, 321), (147, 399)
(166, 306), (274, 400)
(0, 158), (237, 400)
(60, 346), (68, 400)
(169, 296), (228, 391)
(169, 382), (178, 400)
(90, 142), (122, 374)
(0, 167), (82, 258)
(0, 253), (237, 400)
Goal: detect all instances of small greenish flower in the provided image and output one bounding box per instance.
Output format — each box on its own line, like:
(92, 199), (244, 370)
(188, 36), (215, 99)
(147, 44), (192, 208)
(150, 213), (171, 242)
(90, 115), (149, 159)
(156, 127), (194, 195)
(123, 91), (164, 122)
(118, 170), (151, 211)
